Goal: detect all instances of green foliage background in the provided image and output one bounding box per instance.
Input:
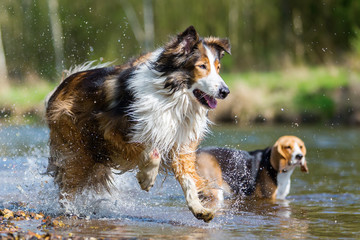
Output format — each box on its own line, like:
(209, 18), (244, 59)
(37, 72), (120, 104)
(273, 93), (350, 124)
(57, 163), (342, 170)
(1, 0), (360, 80)
(1, 0), (360, 125)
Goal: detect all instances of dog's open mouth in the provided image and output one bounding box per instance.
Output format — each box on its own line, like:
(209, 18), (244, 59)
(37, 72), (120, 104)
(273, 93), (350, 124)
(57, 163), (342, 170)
(193, 89), (217, 109)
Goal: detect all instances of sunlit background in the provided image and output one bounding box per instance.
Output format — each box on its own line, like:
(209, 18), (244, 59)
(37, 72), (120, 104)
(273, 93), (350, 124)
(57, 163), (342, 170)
(1, 1), (360, 239)
(0, 0), (360, 126)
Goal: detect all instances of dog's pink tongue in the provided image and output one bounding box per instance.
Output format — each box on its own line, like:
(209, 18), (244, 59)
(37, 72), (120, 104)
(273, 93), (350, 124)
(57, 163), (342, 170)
(205, 95), (217, 109)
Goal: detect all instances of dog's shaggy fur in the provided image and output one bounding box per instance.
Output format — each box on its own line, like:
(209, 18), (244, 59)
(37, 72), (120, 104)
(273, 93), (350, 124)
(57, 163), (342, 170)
(46, 26), (230, 222)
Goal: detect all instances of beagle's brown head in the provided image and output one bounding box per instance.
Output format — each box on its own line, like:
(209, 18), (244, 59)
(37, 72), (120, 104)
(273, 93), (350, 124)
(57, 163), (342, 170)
(270, 135), (308, 173)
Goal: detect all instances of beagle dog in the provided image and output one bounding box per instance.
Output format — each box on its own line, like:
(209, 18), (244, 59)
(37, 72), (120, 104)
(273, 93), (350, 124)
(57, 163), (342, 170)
(196, 136), (308, 207)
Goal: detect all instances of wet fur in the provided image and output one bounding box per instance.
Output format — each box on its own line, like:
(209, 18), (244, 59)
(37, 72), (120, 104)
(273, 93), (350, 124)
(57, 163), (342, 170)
(46, 26), (230, 222)
(196, 136), (308, 207)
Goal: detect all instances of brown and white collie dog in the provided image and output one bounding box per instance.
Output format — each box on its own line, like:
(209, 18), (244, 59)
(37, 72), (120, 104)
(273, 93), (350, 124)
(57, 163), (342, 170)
(45, 26), (230, 222)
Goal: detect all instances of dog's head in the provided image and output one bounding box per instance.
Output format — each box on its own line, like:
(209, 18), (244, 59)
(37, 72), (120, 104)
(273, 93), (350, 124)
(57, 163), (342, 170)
(270, 135), (308, 173)
(154, 26), (231, 109)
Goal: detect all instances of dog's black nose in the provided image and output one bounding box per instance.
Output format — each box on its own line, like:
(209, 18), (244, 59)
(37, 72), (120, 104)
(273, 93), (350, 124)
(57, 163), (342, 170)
(295, 154), (303, 160)
(218, 87), (230, 99)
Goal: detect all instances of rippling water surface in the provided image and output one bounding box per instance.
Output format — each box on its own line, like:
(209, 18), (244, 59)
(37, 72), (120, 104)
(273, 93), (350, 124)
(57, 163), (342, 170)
(0, 125), (359, 239)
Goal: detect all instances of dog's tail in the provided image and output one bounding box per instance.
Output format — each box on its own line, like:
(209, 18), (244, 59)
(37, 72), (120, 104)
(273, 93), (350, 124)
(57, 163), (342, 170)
(61, 60), (115, 80)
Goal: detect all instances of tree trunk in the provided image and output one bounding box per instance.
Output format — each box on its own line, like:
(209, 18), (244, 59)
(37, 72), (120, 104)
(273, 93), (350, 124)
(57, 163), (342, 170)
(0, 26), (9, 89)
(48, 0), (64, 74)
(228, 0), (239, 55)
(292, 8), (304, 64)
(120, 0), (154, 51)
(143, 0), (154, 51)
(120, 0), (145, 47)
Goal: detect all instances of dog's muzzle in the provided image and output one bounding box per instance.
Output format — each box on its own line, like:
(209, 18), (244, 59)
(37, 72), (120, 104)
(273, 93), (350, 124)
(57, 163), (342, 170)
(295, 153), (303, 161)
(218, 86), (230, 99)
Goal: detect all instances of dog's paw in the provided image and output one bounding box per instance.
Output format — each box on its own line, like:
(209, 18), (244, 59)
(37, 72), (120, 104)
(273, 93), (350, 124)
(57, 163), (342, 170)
(193, 207), (215, 223)
(137, 149), (161, 192)
(136, 167), (159, 191)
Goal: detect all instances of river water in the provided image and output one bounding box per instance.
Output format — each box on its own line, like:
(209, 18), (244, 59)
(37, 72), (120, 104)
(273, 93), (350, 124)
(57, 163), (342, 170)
(0, 124), (359, 239)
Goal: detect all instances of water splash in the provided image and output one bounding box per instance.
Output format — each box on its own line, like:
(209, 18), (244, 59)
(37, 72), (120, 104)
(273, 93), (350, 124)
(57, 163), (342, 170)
(2, 125), (359, 238)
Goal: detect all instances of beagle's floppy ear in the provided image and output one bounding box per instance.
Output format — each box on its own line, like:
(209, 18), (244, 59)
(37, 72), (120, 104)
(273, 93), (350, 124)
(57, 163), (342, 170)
(177, 26), (199, 54)
(299, 140), (309, 173)
(270, 141), (286, 172)
(301, 160), (309, 173)
(203, 37), (231, 58)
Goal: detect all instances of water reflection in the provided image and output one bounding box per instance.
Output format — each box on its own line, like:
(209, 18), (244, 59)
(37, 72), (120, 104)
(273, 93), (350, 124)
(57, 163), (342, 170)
(220, 198), (311, 238)
(0, 125), (359, 239)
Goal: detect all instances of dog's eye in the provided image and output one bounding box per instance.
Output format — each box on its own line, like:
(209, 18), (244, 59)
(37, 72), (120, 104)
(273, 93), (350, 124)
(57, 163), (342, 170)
(300, 145), (303, 149)
(198, 64), (207, 70)
(285, 146), (291, 149)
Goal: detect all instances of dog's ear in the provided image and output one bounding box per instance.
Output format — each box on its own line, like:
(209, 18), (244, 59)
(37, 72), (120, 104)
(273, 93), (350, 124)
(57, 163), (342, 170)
(204, 37), (231, 58)
(275, 140), (287, 159)
(177, 26), (199, 54)
(270, 140), (287, 172)
(298, 141), (308, 173)
(301, 159), (309, 173)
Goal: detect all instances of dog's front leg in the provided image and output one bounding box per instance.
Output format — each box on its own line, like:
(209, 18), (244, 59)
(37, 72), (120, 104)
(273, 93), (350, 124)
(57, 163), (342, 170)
(136, 149), (161, 191)
(172, 145), (215, 223)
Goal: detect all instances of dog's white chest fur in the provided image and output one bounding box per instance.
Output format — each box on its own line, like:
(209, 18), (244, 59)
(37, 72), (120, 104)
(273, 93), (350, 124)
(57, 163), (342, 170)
(127, 52), (209, 156)
(276, 168), (294, 199)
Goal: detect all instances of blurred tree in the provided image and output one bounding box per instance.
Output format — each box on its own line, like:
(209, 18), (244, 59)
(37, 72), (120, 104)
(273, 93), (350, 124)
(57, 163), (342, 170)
(0, 25), (9, 89)
(0, 5), (9, 88)
(48, 0), (64, 74)
(228, 0), (239, 61)
(0, 0), (360, 81)
(119, 0), (154, 51)
(143, 0), (154, 51)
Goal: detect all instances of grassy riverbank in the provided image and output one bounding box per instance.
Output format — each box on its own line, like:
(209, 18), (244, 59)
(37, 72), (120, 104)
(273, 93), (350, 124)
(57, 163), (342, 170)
(211, 66), (360, 126)
(0, 80), (57, 125)
(1, 66), (359, 126)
